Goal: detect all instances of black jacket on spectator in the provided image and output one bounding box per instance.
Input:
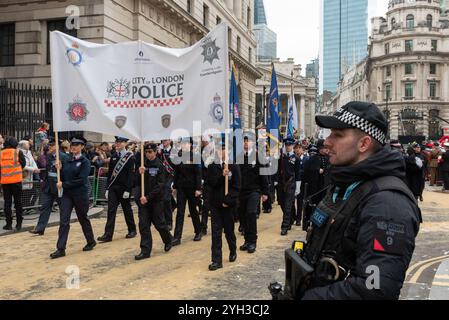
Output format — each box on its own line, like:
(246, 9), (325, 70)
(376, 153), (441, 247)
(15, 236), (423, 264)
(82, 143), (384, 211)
(441, 151), (449, 171)
(107, 151), (135, 192)
(239, 151), (269, 196)
(142, 157), (166, 203)
(207, 163), (241, 208)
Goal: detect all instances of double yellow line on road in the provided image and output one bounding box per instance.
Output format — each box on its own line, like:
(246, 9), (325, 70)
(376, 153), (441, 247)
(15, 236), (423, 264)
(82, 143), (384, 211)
(406, 255), (448, 284)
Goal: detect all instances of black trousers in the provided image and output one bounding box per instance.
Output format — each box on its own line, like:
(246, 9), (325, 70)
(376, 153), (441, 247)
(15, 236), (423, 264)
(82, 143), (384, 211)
(104, 184), (136, 238)
(163, 177), (174, 227)
(295, 192), (304, 223)
(173, 188), (201, 240)
(57, 192), (95, 250)
(279, 184), (296, 231)
(201, 187), (210, 231)
(239, 192), (260, 244)
(211, 206), (237, 264)
(138, 201), (172, 254)
(443, 170), (449, 190)
(2, 183), (23, 225)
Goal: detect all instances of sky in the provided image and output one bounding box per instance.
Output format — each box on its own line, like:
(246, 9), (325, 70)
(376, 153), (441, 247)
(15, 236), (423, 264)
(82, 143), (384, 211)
(263, 0), (390, 74)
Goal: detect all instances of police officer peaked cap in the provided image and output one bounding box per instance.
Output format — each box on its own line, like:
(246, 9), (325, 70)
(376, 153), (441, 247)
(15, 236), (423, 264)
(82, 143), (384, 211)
(70, 136), (87, 145)
(144, 143), (158, 151)
(115, 136), (129, 143)
(283, 138), (295, 145)
(315, 101), (388, 145)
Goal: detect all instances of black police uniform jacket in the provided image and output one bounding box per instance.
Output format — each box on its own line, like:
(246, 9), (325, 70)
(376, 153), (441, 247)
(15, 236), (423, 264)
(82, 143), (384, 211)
(142, 157), (166, 203)
(107, 150), (135, 192)
(279, 152), (301, 191)
(61, 154), (91, 196)
(173, 152), (202, 191)
(239, 151), (269, 196)
(302, 147), (420, 300)
(206, 164), (241, 208)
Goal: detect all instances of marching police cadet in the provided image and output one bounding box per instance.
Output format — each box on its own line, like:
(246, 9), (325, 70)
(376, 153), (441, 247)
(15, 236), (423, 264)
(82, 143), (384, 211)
(158, 139), (175, 230)
(278, 138), (301, 236)
(292, 142), (308, 227)
(0, 136), (26, 231)
(51, 136), (96, 259)
(98, 136), (137, 243)
(238, 133), (269, 254)
(30, 139), (69, 235)
(171, 137), (203, 246)
(206, 142), (241, 271)
(135, 143), (173, 260)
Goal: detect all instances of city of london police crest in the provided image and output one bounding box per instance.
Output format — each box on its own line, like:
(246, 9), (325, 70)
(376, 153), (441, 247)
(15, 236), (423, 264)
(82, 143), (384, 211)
(67, 97), (89, 124)
(115, 116), (127, 129)
(201, 38), (220, 65)
(161, 114), (171, 128)
(210, 94), (224, 124)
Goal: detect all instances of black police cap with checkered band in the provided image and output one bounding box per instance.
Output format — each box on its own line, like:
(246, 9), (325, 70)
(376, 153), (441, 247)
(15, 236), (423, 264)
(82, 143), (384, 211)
(315, 101), (388, 145)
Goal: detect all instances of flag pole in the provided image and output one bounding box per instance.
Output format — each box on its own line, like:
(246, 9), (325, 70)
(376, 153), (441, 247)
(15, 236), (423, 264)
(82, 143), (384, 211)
(54, 131), (63, 198)
(141, 141), (145, 198)
(225, 132), (229, 196)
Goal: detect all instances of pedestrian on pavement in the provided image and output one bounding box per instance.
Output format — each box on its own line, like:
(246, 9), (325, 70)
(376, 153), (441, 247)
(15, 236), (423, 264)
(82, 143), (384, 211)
(18, 140), (40, 191)
(413, 143), (427, 201)
(429, 142), (442, 187)
(171, 137), (203, 246)
(134, 143), (173, 260)
(50, 136), (96, 259)
(0, 136), (26, 231)
(300, 101), (420, 300)
(405, 146), (425, 201)
(238, 133), (269, 254)
(30, 139), (69, 235)
(97, 136), (137, 243)
(206, 142), (241, 271)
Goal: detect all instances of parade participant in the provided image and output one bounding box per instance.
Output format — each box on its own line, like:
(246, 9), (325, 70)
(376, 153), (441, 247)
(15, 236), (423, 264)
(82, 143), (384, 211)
(158, 139), (175, 231)
(299, 101), (420, 300)
(429, 142), (442, 187)
(135, 143), (173, 260)
(200, 137), (214, 236)
(302, 144), (322, 230)
(441, 142), (449, 192)
(316, 139), (331, 203)
(206, 141), (241, 270)
(98, 136), (137, 243)
(171, 137), (203, 246)
(238, 133), (269, 254)
(30, 139), (69, 235)
(278, 138), (301, 236)
(293, 142), (308, 227)
(405, 146), (424, 202)
(0, 136), (26, 231)
(50, 136), (96, 259)
(412, 142), (427, 201)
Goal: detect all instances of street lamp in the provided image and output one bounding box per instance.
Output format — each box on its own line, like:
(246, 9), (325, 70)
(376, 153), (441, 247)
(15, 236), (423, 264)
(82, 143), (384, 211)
(378, 86), (392, 140)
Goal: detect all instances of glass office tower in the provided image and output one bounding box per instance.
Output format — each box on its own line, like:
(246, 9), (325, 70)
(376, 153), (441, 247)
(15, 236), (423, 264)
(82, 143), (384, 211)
(254, 0), (277, 60)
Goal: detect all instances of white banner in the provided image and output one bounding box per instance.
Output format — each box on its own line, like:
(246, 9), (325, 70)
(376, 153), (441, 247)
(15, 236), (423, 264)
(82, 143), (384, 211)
(50, 24), (229, 141)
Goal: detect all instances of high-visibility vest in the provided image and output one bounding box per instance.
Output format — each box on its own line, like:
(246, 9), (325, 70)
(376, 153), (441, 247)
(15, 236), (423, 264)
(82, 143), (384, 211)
(0, 148), (23, 184)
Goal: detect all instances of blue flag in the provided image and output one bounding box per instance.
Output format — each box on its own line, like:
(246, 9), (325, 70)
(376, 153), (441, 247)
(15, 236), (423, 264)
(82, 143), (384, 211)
(285, 95), (298, 140)
(230, 64), (241, 130)
(267, 64), (280, 141)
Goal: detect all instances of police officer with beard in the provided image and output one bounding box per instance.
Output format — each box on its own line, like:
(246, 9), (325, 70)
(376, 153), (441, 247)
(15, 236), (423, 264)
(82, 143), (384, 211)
(298, 102), (420, 300)
(98, 136), (137, 243)
(135, 143), (173, 260)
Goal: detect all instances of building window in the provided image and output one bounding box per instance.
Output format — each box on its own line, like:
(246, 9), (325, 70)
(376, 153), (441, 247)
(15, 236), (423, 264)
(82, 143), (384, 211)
(203, 4), (209, 27)
(405, 83), (413, 98)
(0, 23), (15, 67)
(216, 16), (221, 25)
(386, 65), (391, 77)
(430, 63), (437, 75)
(47, 20), (77, 64)
(427, 14), (433, 29)
(431, 40), (437, 52)
(248, 47), (252, 64)
(385, 43), (390, 55)
(405, 63), (413, 75)
(391, 17), (396, 28)
(406, 14), (414, 29)
(405, 40), (413, 52)
(429, 82), (437, 98)
(228, 27), (232, 48)
(429, 109), (440, 139)
(237, 36), (241, 54)
(247, 7), (251, 27)
(187, 0), (193, 14)
(385, 84), (392, 100)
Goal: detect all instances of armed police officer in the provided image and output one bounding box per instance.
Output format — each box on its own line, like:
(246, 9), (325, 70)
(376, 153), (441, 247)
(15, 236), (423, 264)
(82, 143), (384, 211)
(51, 136), (96, 259)
(98, 137), (137, 243)
(297, 102), (420, 299)
(135, 143), (173, 260)
(238, 133), (269, 254)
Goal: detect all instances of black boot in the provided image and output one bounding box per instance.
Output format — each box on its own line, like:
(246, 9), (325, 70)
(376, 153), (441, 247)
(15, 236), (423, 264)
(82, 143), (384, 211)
(50, 249), (66, 259)
(83, 242), (96, 251)
(208, 262), (223, 271)
(135, 251), (151, 260)
(3, 223), (12, 231)
(97, 234), (112, 243)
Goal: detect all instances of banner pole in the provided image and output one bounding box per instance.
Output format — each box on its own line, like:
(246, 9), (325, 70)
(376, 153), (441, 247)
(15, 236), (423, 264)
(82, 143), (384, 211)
(141, 141), (145, 198)
(54, 131), (62, 198)
(225, 132), (229, 195)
